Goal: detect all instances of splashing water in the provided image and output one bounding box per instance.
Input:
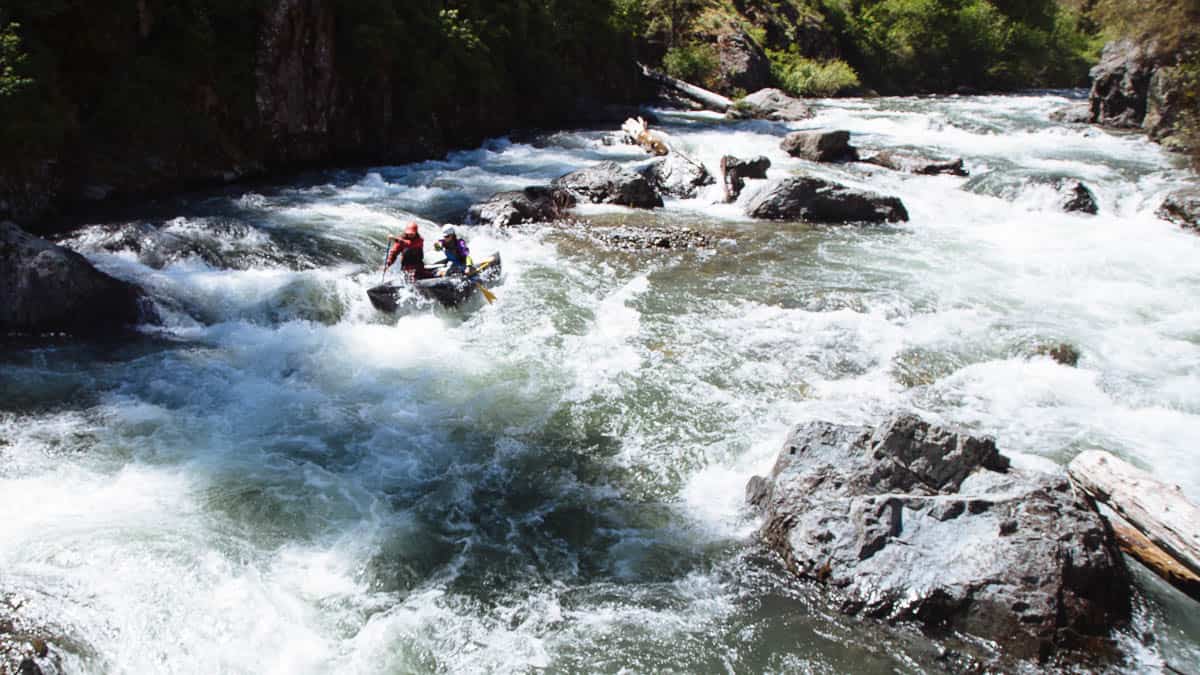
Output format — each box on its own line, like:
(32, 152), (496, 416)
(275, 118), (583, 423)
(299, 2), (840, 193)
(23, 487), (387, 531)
(2, 92), (1199, 673)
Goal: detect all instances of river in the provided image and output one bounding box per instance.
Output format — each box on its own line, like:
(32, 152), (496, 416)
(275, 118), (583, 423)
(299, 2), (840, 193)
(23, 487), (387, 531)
(2, 92), (1198, 673)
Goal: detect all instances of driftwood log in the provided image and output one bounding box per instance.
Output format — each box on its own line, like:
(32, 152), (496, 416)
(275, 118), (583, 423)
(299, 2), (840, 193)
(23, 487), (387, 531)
(639, 63), (733, 113)
(1068, 450), (1200, 601)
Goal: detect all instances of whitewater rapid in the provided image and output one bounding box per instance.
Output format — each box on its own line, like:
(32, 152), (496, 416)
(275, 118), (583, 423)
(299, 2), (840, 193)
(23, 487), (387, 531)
(2, 91), (1198, 673)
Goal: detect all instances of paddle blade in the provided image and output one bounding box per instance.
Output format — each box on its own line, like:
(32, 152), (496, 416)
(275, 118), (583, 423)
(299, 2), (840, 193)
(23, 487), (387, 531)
(476, 283), (496, 304)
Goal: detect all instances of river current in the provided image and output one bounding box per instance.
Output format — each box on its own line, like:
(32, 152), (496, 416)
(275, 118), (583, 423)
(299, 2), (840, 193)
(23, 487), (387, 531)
(2, 92), (1199, 673)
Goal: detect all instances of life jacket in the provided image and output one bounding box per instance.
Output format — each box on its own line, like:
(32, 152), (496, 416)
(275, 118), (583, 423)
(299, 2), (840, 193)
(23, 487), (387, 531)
(387, 235), (424, 269)
(442, 237), (470, 268)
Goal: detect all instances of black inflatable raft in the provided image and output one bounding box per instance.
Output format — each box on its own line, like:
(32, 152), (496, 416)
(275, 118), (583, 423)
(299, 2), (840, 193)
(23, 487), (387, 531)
(367, 252), (501, 311)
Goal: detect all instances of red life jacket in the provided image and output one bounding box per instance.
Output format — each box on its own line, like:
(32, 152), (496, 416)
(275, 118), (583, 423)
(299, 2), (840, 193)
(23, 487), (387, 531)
(387, 235), (425, 270)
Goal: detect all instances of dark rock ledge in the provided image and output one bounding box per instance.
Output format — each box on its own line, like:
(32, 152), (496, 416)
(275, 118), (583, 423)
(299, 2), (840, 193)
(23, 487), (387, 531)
(747, 414), (1131, 661)
(1, 221), (158, 336)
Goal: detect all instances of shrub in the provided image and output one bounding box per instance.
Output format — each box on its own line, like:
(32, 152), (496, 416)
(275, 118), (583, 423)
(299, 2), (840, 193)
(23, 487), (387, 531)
(662, 42), (719, 85)
(768, 47), (860, 97)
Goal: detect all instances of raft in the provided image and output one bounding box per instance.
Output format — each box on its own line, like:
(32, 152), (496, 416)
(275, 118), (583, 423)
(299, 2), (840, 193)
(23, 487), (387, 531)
(367, 252), (501, 311)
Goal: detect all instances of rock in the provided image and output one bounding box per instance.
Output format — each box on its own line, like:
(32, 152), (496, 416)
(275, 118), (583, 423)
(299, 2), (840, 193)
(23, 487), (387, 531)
(466, 186), (577, 227)
(745, 176), (908, 223)
(719, 155), (771, 202)
(781, 130), (858, 162)
(552, 161), (663, 208)
(1145, 65), (1189, 148)
(0, 221), (157, 336)
(727, 88), (813, 121)
(1036, 342), (1081, 366)
(1088, 39), (1165, 129)
(1157, 188), (1200, 230)
(862, 151), (968, 177)
(1057, 180), (1099, 215)
(639, 154), (714, 199)
(748, 414), (1131, 659)
(572, 223), (714, 251)
(715, 30), (772, 94)
(1049, 103), (1091, 124)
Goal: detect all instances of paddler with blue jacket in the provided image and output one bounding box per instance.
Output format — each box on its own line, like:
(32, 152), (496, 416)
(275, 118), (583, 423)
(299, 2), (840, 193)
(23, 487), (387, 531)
(434, 225), (475, 276)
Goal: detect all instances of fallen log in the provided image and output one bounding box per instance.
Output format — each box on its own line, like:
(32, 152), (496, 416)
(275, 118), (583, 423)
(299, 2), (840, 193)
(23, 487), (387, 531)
(1111, 523), (1200, 601)
(639, 63), (733, 113)
(1068, 450), (1200, 594)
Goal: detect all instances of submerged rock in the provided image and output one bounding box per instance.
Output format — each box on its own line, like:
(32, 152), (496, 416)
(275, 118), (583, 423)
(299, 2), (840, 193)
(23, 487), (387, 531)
(781, 130), (858, 162)
(639, 154), (714, 199)
(0, 221), (157, 336)
(1049, 103), (1091, 124)
(1157, 187), (1200, 230)
(747, 414), (1131, 659)
(571, 223), (714, 251)
(727, 88), (813, 121)
(720, 155), (771, 202)
(745, 176), (908, 223)
(466, 186), (577, 227)
(1057, 180), (1099, 215)
(862, 151), (968, 177)
(552, 161), (663, 208)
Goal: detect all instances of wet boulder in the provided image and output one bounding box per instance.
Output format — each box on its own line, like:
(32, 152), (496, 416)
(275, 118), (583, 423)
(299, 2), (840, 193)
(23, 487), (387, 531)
(1049, 103), (1091, 124)
(781, 130), (858, 162)
(1, 221), (157, 336)
(1057, 180), (1099, 215)
(466, 186), (577, 227)
(552, 161), (663, 209)
(745, 176), (908, 223)
(727, 88), (813, 121)
(1157, 187), (1200, 231)
(639, 154), (715, 199)
(862, 151), (968, 177)
(720, 155), (771, 202)
(747, 414), (1131, 659)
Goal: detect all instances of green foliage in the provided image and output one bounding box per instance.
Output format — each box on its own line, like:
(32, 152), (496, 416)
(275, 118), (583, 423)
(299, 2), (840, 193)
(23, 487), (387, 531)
(841, 0), (1094, 92)
(662, 42), (720, 85)
(0, 22), (32, 97)
(768, 47), (860, 96)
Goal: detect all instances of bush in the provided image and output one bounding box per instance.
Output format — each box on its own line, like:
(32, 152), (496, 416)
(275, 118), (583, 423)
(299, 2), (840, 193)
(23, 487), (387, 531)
(768, 47), (860, 97)
(662, 42), (719, 86)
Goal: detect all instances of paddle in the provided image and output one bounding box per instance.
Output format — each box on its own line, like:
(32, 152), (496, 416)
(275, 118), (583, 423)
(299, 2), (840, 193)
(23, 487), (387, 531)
(469, 258), (496, 304)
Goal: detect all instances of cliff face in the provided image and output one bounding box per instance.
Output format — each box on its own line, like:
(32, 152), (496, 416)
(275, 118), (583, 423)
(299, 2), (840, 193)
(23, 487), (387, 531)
(0, 1), (643, 229)
(1088, 39), (1198, 156)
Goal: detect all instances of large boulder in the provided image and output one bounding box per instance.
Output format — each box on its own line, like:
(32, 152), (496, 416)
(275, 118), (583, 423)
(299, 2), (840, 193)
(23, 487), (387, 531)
(745, 176), (908, 223)
(552, 161), (663, 208)
(639, 154), (715, 199)
(727, 88), (813, 121)
(719, 155), (771, 202)
(1088, 39), (1164, 129)
(862, 151), (968, 177)
(466, 186), (577, 227)
(1144, 65), (1189, 148)
(781, 130), (858, 162)
(747, 414), (1131, 659)
(0, 221), (156, 336)
(1157, 187), (1200, 230)
(1049, 103), (1092, 124)
(715, 30), (772, 94)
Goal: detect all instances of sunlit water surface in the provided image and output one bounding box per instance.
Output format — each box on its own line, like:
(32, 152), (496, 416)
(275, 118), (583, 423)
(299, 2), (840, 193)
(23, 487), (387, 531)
(2, 92), (1199, 673)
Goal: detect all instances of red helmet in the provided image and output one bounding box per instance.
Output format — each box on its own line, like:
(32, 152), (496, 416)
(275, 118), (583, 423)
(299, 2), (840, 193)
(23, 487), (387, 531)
(404, 222), (419, 236)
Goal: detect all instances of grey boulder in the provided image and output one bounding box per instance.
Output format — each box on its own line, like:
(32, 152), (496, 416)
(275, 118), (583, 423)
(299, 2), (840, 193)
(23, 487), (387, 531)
(552, 161), (663, 208)
(1057, 180), (1099, 215)
(719, 155), (771, 202)
(466, 186), (577, 227)
(727, 88), (813, 121)
(745, 176), (908, 223)
(1157, 187), (1200, 230)
(639, 154), (714, 199)
(862, 151), (968, 177)
(747, 414), (1131, 659)
(781, 130), (858, 162)
(1, 221), (156, 336)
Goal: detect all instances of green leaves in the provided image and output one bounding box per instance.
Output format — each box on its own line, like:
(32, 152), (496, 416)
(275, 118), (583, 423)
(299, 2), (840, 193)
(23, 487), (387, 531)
(0, 22), (32, 98)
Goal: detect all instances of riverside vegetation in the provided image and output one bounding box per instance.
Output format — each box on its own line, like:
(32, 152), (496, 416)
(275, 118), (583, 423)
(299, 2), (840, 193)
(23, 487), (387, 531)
(1, 0), (1198, 225)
